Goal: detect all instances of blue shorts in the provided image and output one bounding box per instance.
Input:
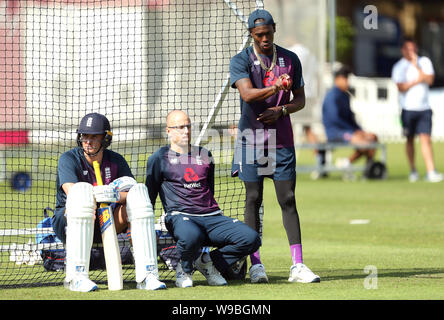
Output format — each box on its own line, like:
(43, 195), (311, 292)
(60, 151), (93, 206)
(327, 130), (355, 143)
(231, 146), (296, 182)
(401, 109), (432, 137)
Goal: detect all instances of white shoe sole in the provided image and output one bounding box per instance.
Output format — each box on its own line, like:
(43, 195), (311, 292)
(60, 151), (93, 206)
(64, 280), (98, 292)
(137, 281), (167, 290)
(176, 281), (193, 288)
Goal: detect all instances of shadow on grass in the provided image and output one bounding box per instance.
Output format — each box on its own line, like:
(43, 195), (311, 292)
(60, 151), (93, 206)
(3, 268), (442, 289)
(191, 267), (444, 287)
(264, 268), (444, 283)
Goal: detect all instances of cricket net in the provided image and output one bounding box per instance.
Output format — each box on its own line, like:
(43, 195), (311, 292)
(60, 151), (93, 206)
(0, 0), (260, 288)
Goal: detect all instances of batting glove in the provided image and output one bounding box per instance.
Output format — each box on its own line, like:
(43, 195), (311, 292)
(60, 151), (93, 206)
(110, 176), (137, 192)
(93, 184), (120, 203)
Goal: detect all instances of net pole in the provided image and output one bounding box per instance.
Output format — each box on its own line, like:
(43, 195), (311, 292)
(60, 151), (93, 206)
(194, 33), (250, 146)
(194, 0), (264, 146)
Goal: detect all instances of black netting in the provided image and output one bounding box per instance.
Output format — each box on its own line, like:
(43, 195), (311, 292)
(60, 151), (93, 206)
(0, 0), (259, 288)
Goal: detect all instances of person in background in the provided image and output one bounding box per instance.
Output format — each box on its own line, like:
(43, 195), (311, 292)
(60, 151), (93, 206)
(391, 38), (443, 183)
(322, 66), (378, 169)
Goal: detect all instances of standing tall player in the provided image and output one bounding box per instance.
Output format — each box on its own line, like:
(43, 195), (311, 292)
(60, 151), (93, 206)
(52, 112), (166, 291)
(145, 110), (260, 288)
(229, 9), (320, 283)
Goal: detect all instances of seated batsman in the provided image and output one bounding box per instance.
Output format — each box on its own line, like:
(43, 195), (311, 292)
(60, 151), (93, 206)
(52, 113), (166, 292)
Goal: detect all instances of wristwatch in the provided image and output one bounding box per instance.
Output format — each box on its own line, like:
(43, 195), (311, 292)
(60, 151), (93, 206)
(281, 105), (288, 117)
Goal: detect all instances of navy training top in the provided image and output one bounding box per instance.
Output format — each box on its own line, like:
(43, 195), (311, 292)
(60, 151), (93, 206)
(230, 44), (304, 148)
(145, 146), (220, 215)
(322, 86), (361, 141)
(53, 147), (133, 242)
(55, 147), (133, 213)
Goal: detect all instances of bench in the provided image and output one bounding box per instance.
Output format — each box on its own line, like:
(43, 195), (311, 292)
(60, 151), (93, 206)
(294, 142), (387, 180)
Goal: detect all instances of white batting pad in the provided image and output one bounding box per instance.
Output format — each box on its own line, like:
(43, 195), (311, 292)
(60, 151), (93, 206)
(126, 183), (158, 283)
(65, 182), (96, 282)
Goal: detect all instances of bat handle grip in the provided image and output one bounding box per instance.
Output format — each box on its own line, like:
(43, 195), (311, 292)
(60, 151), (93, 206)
(93, 161), (104, 186)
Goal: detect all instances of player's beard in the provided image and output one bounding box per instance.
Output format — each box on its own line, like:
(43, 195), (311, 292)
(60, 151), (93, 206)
(254, 38), (273, 55)
(83, 142), (102, 157)
(261, 42), (273, 54)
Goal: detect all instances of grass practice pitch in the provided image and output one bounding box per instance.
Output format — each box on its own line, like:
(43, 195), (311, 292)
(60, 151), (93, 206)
(0, 142), (443, 300)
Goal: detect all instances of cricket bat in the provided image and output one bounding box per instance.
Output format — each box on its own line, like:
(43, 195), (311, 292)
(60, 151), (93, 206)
(93, 160), (123, 291)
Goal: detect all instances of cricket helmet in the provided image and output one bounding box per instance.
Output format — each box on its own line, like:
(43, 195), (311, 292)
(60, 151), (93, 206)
(76, 113), (113, 150)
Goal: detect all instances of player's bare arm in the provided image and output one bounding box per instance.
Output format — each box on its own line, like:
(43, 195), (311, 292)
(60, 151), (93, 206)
(396, 81), (417, 93)
(63, 182), (128, 205)
(285, 86), (306, 114)
(396, 71), (434, 92)
(257, 86), (305, 124)
(411, 54), (434, 85)
(417, 68), (434, 86)
(62, 182), (75, 195)
(235, 77), (286, 104)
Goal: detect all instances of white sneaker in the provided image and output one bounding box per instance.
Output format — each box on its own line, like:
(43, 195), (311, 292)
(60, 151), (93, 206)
(137, 273), (167, 290)
(194, 253), (227, 286)
(249, 264), (269, 283)
(64, 274), (98, 292)
(425, 171), (443, 183)
(288, 263), (320, 283)
(409, 171), (419, 182)
(175, 263), (193, 288)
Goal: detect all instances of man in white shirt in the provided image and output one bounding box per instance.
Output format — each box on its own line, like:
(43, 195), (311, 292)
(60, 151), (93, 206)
(391, 38), (443, 183)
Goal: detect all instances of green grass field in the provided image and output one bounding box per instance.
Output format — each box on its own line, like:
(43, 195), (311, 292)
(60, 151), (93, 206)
(0, 142), (443, 301)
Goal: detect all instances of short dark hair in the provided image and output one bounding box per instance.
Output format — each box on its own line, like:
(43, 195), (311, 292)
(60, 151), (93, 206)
(401, 36), (417, 48)
(334, 66), (352, 79)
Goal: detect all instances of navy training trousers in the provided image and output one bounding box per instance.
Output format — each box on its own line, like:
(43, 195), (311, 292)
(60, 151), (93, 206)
(165, 213), (261, 274)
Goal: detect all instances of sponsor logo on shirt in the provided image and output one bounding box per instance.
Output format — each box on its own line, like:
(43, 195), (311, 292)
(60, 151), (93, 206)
(263, 70), (277, 87)
(183, 167), (201, 188)
(183, 182), (201, 189)
(184, 167), (199, 182)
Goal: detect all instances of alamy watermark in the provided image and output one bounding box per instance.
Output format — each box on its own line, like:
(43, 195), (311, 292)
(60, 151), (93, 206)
(363, 265), (378, 289)
(167, 124), (278, 176)
(363, 5), (378, 30)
